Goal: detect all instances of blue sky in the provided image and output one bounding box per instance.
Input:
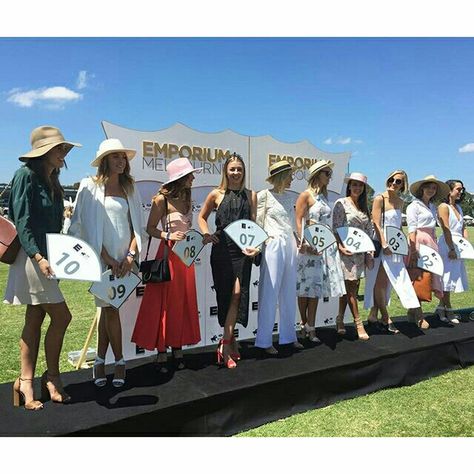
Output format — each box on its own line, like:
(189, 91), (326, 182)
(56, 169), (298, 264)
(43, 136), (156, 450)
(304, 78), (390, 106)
(1, 37), (474, 192)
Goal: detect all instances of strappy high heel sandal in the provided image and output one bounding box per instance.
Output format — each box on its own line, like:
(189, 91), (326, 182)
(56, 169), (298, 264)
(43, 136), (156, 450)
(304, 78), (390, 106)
(445, 308), (460, 324)
(41, 371), (71, 403)
(156, 352), (169, 374)
(354, 317), (369, 341)
(336, 314), (346, 335)
(13, 377), (43, 410)
(304, 323), (321, 343)
(172, 348), (185, 370)
(230, 336), (241, 361)
(380, 318), (400, 334)
(112, 358), (126, 388)
(92, 356), (107, 387)
(217, 339), (237, 369)
(435, 306), (451, 324)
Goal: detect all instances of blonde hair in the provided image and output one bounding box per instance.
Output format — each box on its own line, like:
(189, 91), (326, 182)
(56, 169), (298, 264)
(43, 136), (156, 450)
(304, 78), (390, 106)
(94, 152), (134, 195)
(218, 153), (246, 192)
(308, 170), (328, 197)
(386, 169), (408, 194)
(268, 169), (292, 192)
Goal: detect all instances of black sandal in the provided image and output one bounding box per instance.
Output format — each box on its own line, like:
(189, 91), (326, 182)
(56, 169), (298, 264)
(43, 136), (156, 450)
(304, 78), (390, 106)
(381, 321), (399, 334)
(172, 349), (185, 370)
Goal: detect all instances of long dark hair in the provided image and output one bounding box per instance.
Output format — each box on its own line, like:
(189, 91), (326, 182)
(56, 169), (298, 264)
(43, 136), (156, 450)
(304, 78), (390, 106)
(159, 174), (191, 213)
(346, 180), (369, 216)
(25, 156), (64, 199)
(444, 179), (465, 204)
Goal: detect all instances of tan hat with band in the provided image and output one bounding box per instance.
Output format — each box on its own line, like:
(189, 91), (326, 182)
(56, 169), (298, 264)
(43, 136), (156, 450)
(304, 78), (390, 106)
(409, 175), (450, 201)
(19, 125), (81, 162)
(307, 160), (334, 182)
(266, 160), (293, 182)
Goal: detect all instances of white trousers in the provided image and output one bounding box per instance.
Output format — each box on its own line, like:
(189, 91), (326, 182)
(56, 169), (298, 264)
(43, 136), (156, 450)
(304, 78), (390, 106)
(255, 237), (298, 348)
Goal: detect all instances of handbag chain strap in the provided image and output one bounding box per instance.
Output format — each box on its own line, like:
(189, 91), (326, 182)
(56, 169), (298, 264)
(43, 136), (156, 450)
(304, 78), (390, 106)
(144, 195), (169, 260)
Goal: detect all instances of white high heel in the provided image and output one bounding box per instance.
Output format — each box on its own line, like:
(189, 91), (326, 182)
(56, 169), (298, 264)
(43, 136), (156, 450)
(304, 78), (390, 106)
(112, 358), (126, 388)
(304, 323), (321, 343)
(93, 357), (107, 387)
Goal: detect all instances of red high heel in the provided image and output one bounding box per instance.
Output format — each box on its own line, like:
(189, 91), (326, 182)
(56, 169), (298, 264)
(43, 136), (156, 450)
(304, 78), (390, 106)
(230, 336), (241, 361)
(216, 339), (237, 369)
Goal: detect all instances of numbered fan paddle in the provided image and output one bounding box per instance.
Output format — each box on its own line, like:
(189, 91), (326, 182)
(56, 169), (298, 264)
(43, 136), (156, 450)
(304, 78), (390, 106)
(336, 226), (375, 254)
(224, 219), (269, 251)
(303, 223), (337, 253)
(89, 270), (141, 309)
(385, 226), (409, 256)
(452, 235), (474, 259)
(46, 233), (102, 282)
(172, 229), (205, 267)
(417, 244), (444, 276)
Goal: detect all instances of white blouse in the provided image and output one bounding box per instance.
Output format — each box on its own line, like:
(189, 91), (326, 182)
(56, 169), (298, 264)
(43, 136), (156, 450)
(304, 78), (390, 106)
(406, 198), (437, 233)
(256, 189), (296, 239)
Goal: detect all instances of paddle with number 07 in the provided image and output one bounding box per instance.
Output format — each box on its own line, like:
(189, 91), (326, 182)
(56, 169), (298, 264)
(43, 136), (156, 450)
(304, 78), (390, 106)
(223, 219), (269, 251)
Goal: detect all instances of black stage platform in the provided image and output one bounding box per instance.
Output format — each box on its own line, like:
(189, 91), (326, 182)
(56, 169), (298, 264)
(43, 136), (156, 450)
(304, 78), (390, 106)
(2, 312), (474, 436)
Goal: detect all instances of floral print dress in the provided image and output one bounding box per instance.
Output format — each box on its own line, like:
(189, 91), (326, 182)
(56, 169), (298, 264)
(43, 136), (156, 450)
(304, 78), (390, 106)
(332, 197), (373, 281)
(297, 193), (346, 297)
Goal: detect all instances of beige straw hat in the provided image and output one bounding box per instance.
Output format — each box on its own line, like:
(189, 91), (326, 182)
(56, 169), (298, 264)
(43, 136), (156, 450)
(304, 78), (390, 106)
(409, 175), (450, 201)
(307, 160), (334, 182)
(265, 160), (293, 182)
(19, 125), (81, 162)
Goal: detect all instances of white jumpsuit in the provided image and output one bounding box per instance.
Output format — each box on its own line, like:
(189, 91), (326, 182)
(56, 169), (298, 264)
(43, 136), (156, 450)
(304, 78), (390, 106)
(255, 189), (298, 348)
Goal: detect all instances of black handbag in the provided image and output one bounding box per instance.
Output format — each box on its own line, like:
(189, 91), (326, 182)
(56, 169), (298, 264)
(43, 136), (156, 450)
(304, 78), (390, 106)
(372, 195), (385, 258)
(139, 197), (172, 284)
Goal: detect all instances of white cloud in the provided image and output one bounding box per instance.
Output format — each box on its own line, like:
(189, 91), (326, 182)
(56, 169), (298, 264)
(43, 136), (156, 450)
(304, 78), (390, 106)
(7, 86), (82, 108)
(76, 70), (94, 90)
(324, 135), (361, 146)
(459, 143), (474, 153)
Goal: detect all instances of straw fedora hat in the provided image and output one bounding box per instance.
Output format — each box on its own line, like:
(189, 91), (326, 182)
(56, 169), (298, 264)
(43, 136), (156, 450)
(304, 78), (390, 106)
(265, 160), (293, 182)
(19, 125), (82, 162)
(91, 138), (136, 167)
(409, 175), (450, 201)
(163, 157), (202, 185)
(307, 160), (334, 182)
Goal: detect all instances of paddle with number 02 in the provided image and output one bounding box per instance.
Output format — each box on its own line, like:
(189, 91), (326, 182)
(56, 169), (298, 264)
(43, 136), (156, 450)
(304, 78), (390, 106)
(417, 243), (444, 276)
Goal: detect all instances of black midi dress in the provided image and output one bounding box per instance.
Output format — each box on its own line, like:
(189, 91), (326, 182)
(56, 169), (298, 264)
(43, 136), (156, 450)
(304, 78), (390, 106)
(210, 189), (252, 327)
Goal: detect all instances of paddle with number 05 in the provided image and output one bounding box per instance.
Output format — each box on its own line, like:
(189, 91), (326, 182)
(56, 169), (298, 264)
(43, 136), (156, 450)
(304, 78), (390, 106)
(224, 219), (269, 251)
(46, 233), (102, 282)
(172, 229), (205, 267)
(336, 226), (375, 254)
(417, 243), (444, 276)
(89, 269), (141, 309)
(303, 223), (337, 252)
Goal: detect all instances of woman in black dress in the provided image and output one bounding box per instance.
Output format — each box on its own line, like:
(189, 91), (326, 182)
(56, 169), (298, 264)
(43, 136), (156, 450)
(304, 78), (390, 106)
(198, 153), (258, 368)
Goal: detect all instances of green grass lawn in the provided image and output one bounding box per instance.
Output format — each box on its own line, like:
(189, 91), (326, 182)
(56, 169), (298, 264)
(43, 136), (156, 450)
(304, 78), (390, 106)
(1, 227), (473, 436)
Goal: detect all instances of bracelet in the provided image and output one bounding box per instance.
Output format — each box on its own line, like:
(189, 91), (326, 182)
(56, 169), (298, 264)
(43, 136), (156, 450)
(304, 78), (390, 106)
(166, 231), (171, 241)
(37, 257), (45, 264)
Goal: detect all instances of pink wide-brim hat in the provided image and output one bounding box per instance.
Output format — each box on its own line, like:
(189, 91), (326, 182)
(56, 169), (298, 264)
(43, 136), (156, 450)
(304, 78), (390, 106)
(163, 158), (202, 185)
(344, 172), (373, 192)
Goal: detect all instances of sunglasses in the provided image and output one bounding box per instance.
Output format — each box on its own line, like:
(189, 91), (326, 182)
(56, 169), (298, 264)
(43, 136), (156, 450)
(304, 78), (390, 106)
(388, 178), (404, 185)
(321, 170), (333, 177)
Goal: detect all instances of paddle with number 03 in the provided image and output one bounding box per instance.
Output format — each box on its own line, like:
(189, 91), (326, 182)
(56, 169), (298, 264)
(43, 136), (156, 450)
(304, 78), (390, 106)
(303, 223), (337, 253)
(223, 219), (269, 251)
(385, 226), (409, 256)
(172, 229), (205, 267)
(46, 233), (102, 282)
(336, 226), (375, 254)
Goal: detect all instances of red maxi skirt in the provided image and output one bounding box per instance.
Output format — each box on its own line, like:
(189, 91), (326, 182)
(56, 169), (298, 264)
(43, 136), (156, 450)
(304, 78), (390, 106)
(131, 241), (201, 352)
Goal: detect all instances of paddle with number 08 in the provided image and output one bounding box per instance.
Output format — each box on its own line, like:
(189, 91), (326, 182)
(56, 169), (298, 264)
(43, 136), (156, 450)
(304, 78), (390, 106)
(336, 226), (375, 254)
(89, 269), (142, 309)
(223, 219), (269, 251)
(172, 229), (205, 267)
(417, 243), (444, 276)
(303, 223), (337, 253)
(46, 233), (102, 282)
(385, 226), (409, 256)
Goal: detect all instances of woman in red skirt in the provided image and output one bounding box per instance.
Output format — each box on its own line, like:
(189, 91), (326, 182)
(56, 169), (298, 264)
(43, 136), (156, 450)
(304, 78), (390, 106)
(131, 158), (202, 371)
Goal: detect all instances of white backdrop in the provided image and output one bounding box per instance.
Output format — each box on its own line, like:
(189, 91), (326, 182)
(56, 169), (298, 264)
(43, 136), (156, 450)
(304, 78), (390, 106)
(100, 121), (351, 361)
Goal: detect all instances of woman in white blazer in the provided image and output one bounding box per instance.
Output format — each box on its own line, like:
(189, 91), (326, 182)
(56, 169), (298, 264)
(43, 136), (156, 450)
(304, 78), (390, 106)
(69, 138), (144, 387)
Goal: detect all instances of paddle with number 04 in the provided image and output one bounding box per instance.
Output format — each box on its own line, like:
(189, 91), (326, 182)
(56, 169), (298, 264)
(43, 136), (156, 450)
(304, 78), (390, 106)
(417, 243), (444, 276)
(336, 226), (375, 253)
(303, 223), (337, 252)
(89, 269), (141, 309)
(385, 226), (409, 256)
(172, 229), (205, 267)
(46, 233), (102, 282)
(452, 235), (474, 259)
(223, 219), (269, 251)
